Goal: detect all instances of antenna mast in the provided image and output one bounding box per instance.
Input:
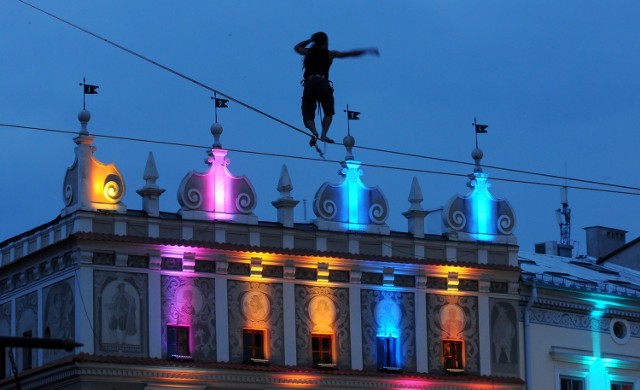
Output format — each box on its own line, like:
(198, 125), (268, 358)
(556, 186), (571, 245)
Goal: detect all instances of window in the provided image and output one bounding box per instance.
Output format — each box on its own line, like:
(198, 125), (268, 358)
(560, 376), (584, 390)
(22, 330), (32, 370)
(311, 333), (334, 367)
(442, 340), (464, 373)
(243, 329), (267, 363)
(167, 325), (190, 359)
(377, 336), (400, 370)
(611, 382), (633, 390)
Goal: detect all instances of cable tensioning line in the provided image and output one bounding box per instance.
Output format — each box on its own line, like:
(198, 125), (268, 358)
(15, 1), (640, 194)
(2, 122), (639, 197)
(17, 0), (310, 139)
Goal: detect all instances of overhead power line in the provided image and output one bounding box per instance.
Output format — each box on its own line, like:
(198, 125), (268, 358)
(14, 0), (640, 196)
(2, 122), (639, 197)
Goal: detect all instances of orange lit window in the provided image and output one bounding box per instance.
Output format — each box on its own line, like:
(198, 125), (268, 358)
(311, 333), (334, 366)
(243, 329), (266, 363)
(442, 340), (464, 373)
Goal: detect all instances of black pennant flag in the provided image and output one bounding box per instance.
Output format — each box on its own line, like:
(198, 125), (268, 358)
(347, 110), (360, 120)
(474, 123), (488, 133)
(83, 84), (99, 94)
(215, 98), (229, 108)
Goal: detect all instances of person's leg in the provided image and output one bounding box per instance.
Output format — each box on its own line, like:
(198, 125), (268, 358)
(320, 115), (334, 143)
(302, 86), (319, 145)
(319, 82), (335, 143)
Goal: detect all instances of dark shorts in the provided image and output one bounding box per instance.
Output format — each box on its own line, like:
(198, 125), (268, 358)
(301, 79), (334, 122)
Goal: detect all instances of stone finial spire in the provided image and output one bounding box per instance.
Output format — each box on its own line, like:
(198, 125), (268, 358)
(472, 147), (483, 173)
(343, 134), (355, 160)
(136, 152), (166, 217)
(211, 122), (223, 148)
(78, 109), (90, 135)
(272, 165), (299, 227)
(402, 176), (428, 237)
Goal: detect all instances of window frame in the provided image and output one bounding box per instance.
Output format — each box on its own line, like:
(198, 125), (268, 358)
(243, 328), (268, 363)
(442, 339), (464, 373)
(311, 333), (335, 367)
(166, 324), (191, 360)
(376, 336), (401, 371)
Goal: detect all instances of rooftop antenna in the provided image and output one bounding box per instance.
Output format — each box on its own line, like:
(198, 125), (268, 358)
(556, 186), (571, 246)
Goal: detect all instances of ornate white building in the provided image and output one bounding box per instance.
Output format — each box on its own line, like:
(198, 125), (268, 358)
(0, 107), (525, 389)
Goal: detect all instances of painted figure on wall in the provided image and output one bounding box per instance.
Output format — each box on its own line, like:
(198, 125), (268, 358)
(440, 304), (465, 339)
(492, 304), (515, 363)
(107, 282), (137, 344)
(242, 291), (270, 323)
(177, 289), (196, 324)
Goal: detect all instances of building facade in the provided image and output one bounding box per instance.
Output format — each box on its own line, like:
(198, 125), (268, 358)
(1, 109), (525, 389)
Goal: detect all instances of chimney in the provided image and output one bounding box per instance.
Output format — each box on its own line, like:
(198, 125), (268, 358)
(584, 226), (627, 259)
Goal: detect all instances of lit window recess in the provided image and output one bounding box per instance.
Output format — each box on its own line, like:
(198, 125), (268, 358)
(167, 325), (192, 360)
(243, 329), (268, 364)
(442, 340), (464, 373)
(611, 382), (633, 390)
(312, 333), (335, 368)
(559, 375), (584, 390)
(377, 336), (402, 372)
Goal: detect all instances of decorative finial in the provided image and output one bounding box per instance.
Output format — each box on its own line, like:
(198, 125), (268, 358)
(344, 134), (355, 160)
(277, 165), (294, 198)
(211, 122), (223, 148)
(78, 109), (91, 135)
(407, 176), (424, 211)
(472, 148), (483, 172)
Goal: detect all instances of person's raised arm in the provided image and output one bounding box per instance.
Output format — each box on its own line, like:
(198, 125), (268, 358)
(331, 48), (379, 59)
(294, 38), (314, 55)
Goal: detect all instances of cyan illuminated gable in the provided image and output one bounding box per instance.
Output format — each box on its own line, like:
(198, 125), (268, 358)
(177, 123), (257, 223)
(313, 135), (389, 234)
(442, 150), (516, 244)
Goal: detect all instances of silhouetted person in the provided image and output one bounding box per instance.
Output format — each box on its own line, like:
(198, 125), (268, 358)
(294, 32), (379, 146)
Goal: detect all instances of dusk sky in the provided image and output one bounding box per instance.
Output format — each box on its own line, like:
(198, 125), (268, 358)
(2, 1), (639, 254)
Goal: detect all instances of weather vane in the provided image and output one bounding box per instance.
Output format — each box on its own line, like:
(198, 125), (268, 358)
(344, 104), (360, 136)
(211, 93), (229, 123)
(472, 117), (488, 148)
(79, 78), (99, 110)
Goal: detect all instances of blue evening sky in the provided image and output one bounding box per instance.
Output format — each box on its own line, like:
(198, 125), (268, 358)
(2, 0), (639, 254)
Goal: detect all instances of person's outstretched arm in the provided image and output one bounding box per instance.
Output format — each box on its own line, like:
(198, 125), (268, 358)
(331, 48), (379, 59)
(294, 39), (314, 55)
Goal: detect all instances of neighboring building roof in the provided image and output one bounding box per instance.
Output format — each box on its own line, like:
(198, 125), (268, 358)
(519, 251), (640, 300)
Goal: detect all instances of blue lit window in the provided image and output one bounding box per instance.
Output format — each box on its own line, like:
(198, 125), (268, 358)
(377, 336), (400, 370)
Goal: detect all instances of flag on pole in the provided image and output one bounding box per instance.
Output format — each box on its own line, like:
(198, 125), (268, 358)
(474, 122), (488, 133)
(215, 98), (229, 108)
(83, 84), (99, 94)
(347, 110), (360, 120)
